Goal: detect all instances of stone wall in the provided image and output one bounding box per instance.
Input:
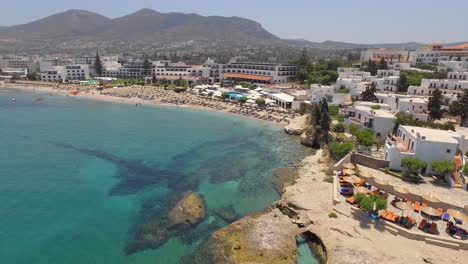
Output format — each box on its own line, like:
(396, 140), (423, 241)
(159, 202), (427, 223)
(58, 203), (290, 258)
(351, 153), (389, 169)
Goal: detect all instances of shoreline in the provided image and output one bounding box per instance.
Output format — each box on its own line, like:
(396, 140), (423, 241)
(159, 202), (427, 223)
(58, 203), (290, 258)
(0, 83), (296, 128)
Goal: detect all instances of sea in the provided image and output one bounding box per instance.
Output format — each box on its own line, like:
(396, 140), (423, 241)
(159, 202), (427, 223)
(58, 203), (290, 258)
(0, 88), (318, 264)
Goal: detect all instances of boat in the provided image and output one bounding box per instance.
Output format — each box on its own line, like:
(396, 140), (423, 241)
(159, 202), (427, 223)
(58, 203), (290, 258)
(35, 98), (45, 101)
(12, 98), (16, 101)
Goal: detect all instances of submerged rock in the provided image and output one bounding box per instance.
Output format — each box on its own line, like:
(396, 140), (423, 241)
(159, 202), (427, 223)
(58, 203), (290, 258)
(167, 192), (206, 229)
(126, 191), (206, 254)
(272, 168), (299, 194)
(211, 205), (239, 223)
(186, 208), (299, 264)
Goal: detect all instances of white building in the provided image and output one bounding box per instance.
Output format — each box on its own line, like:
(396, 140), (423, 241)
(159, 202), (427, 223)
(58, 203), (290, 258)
(384, 126), (465, 173)
(377, 69), (400, 77)
(412, 43), (468, 65)
(40, 65), (89, 82)
(397, 97), (429, 121)
(345, 104), (396, 138)
(0, 67), (28, 78)
(307, 84), (351, 105)
(220, 62), (298, 84)
(361, 49), (409, 62)
(389, 62), (411, 71)
(408, 78), (468, 96)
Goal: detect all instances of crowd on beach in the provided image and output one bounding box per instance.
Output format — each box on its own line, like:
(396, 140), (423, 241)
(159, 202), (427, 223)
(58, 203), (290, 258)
(3, 82), (298, 125)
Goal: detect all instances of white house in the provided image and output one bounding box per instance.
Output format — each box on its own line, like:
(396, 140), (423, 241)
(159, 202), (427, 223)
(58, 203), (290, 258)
(377, 69), (400, 77)
(384, 126), (465, 173)
(345, 104), (396, 138)
(408, 78), (468, 96)
(412, 43), (468, 65)
(397, 97), (429, 121)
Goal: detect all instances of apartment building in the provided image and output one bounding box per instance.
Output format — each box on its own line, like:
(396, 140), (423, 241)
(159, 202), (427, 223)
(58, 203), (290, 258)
(40, 65), (89, 82)
(412, 43), (468, 65)
(345, 103), (396, 138)
(408, 78), (468, 96)
(219, 62), (298, 84)
(360, 49), (409, 62)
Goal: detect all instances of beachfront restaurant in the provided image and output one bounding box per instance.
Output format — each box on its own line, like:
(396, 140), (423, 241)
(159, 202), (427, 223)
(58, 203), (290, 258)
(267, 92), (294, 109)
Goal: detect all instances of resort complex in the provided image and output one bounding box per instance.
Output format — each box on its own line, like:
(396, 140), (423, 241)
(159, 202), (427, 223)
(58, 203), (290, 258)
(1, 3), (468, 263)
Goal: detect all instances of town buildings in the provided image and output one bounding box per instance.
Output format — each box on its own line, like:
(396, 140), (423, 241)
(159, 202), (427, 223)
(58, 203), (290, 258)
(412, 43), (468, 65)
(360, 49), (410, 62)
(40, 65), (90, 82)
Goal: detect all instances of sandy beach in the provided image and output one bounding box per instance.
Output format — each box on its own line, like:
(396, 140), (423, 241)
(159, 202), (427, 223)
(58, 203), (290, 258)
(1, 82), (298, 126)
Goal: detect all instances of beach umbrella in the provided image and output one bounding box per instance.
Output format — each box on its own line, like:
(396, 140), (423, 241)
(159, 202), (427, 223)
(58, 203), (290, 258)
(421, 206), (442, 217)
(447, 209), (468, 221)
(343, 163), (356, 170)
(343, 175), (362, 184)
(393, 186), (409, 195)
(354, 186), (370, 194)
(373, 178), (389, 186)
(359, 171), (373, 180)
(421, 194), (441, 204)
(342, 169), (355, 176)
(396, 201), (413, 217)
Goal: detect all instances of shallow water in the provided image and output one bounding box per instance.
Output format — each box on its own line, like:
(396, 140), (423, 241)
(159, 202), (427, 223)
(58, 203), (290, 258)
(297, 236), (321, 264)
(0, 88), (316, 263)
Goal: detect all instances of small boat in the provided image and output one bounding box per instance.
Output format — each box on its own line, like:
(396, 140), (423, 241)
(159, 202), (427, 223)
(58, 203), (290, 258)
(35, 98), (45, 101)
(12, 98), (16, 101)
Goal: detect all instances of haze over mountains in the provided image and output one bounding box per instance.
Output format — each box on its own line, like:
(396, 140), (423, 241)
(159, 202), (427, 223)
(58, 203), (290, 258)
(0, 9), (465, 54)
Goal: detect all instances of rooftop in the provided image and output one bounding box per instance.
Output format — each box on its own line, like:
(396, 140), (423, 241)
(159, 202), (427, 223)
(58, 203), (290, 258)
(269, 92), (295, 103)
(224, 73), (273, 82)
(400, 125), (460, 144)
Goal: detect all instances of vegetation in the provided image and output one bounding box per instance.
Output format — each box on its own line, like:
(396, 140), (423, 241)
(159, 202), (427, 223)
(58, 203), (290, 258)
(319, 99), (331, 142)
(221, 92), (230, 99)
(401, 157), (427, 177)
(414, 63), (436, 71)
(328, 105), (339, 116)
(142, 55), (152, 76)
(328, 212), (338, 218)
(111, 78), (145, 86)
(449, 89), (468, 126)
(393, 112), (455, 133)
(255, 98), (266, 107)
(355, 129), (375, 148)
(336, 88), (350, 94)
(357, 194), (388, 213)
(427, 88), (443, 122)
(94, 52), (103, 77)
(430, 160), (455, 178)
(332, 123), (346, 134)
(336, 114), (345, 122)
(361, 83), (378, 102)
(463, 164), (468, 175)
(239, 81), (257, 90)
(239, 97), (248, 104)
(371, 105), (381, 110)
(329, 142), (353, 159)
(175, 78), (188, 88)
(361, 58), (389, 75)
(397, 70), (435, 92)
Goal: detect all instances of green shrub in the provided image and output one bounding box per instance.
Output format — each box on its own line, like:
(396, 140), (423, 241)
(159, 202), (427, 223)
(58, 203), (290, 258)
(328, 212), (338, 218)
(329, 142), (353, 159)
(255, 98), (266, 107)
(355, 129), (375, 147)
(336, 114), (345, 122)
(401, 157), (427, 177)
(371, 105), (381, 110)
(329, 105), (339, 116)
(355, 193), (366, 204)
(239, 97), (248, 104)
(430, 160), (454, 177)
(463, 164), (468, 175)
(221, 92), (230, 99)
(332, 123), (345, 134)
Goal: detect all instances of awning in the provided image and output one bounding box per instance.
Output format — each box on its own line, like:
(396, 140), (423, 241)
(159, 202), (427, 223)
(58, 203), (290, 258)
(224, 73), (273, 82)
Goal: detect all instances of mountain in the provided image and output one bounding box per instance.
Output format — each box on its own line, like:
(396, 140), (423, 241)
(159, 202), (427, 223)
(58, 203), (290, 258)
(0, 9), (278, 45)
(0, 10), (111, 39)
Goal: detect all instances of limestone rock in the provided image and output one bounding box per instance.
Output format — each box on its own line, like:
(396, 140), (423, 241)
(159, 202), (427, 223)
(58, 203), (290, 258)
(167, 192), (206, 229)
(187, 208), (299, 264)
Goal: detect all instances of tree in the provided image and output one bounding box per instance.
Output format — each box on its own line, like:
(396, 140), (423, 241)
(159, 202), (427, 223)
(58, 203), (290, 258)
(221, 92), (230, 99)
(294, 48), (312, 83)
(255, 98), (266, 107)
(94, 52), (103, 77)
(239, 97), (248, 104)
(319, 98), (331, 142)
(142, 55), (152, 76)
(401, 157), (427, 177)
(361, 83), (378, 102)
(435, 69), (447, 79)
(152, 75), (158, 85)
(428, 88), (443, 122)
(430, 160), (454, 178)
(175, 78), (188, 88)
(332, 123), (345, 135)
(367, 59), (378, 75)
(360, 194), (387, 214)
(397, 73), (409, 92)
(355, 129), (375, 148)
(449, 89), (468, 126)
(379, 58), (388, 70)
(329, 142), (353, 159)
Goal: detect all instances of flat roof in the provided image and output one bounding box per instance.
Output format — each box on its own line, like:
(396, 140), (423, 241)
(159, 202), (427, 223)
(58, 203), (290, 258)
(401, 125), (460, 143)
(270, 92), (295, 102)
(353, 105), (395, 118)
(398, 97), (427, 103)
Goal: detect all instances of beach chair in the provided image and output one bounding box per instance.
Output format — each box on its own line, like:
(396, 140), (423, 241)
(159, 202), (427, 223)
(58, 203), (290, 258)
(455, 218), (463, 225)
(407, 216), (417, 227)
(442, 213), (450, 222)
(414, 202), (421, 212)
(418, 219), (428, 230)
(340, 188), (353, 196)
(428, 223), (438, 235)
(346, 196), (356, 204)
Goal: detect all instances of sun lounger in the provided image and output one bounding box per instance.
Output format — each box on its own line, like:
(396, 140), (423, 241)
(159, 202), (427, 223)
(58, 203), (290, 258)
(418, 219), (428, 230)
(455, 218), (463, 225)
(414, 202), (421, 212)
(428, 223), (438, 235)
(442, 213), (450, 222)
(346, 196), (356, 204)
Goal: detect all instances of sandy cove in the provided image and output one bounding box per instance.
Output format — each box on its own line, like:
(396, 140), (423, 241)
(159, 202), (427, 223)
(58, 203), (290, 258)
(1, 82), (299, 127)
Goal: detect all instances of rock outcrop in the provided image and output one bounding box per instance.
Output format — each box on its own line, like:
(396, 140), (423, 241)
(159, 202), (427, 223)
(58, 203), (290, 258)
(126, 191), (206, 254)
(186, 208), (299, 264)
(167, 192), (206, 229)
(284, 114), (307, 135)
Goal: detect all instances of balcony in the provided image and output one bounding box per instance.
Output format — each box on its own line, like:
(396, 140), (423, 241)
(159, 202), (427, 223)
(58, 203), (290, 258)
(386, 135), (414, 153)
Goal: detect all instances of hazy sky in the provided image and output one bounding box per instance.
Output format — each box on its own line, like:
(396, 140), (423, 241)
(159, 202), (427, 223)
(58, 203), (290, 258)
(1, 0), (467, 43)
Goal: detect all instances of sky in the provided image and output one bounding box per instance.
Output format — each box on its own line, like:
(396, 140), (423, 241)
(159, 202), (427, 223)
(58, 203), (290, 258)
(1, 0), (467, 44)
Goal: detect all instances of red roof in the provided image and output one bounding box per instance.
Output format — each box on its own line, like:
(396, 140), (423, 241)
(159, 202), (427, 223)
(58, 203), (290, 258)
(224, 73), (273, 82)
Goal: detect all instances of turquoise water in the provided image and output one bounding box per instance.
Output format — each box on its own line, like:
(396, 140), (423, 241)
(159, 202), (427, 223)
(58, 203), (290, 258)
(297, 236), (321, 264)
(0, 88), (311, 263)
